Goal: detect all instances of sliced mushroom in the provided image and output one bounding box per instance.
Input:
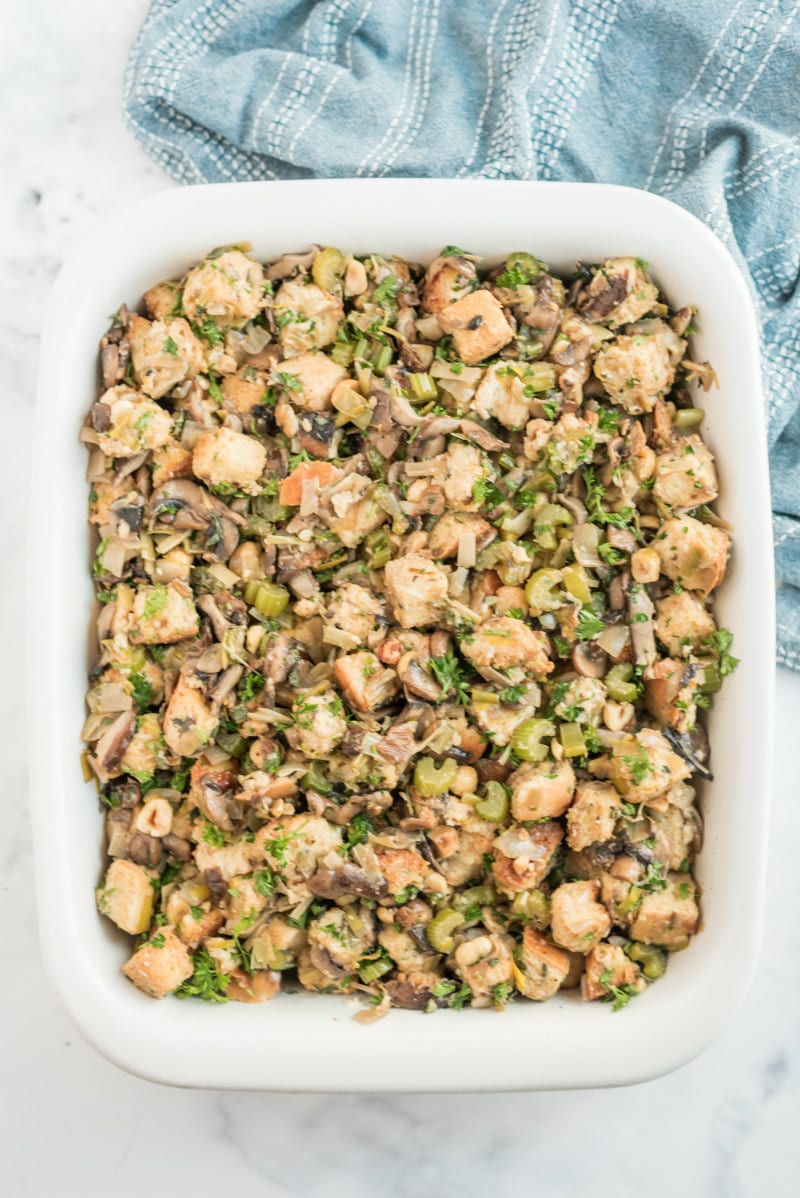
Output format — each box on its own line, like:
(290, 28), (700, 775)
(385, 975), (440, 1010)
(162, 833), (192, 860)
(204, 866), (228, 905)
(149, 479), (242, 563)
(128, 831), (162, 868)
(670, 306), (694, 337)
(389, 392), (423, 428)
(523, 276), (563, 354)
(100, 344), (125, 389)
(108, 496), (145, 536)
(210, 664), (244, 707)
(307, 864), (387, 900)
(91, 402), (111, 432)
(396, 653), (442, 702)
(377, 721), (420, 765)
(572, 641), (608, 678)
(92, 709), (136, 778)
(366, 390), (404, 459)
(576, 272), (629, 321)
(296, 412), (338, 459)
(663, 725), (713, 780)
(197, 594), (231, 641)
(628, 584), (656, 669)
(266, 247), (318, 282)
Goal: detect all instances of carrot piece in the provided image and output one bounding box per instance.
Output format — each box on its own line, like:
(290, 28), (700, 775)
(278, 460), (341, 506)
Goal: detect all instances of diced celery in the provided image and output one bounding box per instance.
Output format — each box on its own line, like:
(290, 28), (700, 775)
(312, 246), (345, 292)
(254, 582), (290, 618)
(511, 889), (551, 929)
(409, 372), (438, 401)
(674, 408), (704, 430)
(370, 344), (393, 373)
(559, 722), (586, 757)
(626, 941), (668, 980)
(365, 528), (391, 570)
(534, 504), (572, 550)
(358, 956), (394, 984)
(426, 908), (465, 954)
(524, 568), (563, 615)
(475, 781), (509, 822)
(562, 563), (592, 606)
(413, 756), (458, 797)
(511, 719), (556, 762)
(606, 662), (638, 703)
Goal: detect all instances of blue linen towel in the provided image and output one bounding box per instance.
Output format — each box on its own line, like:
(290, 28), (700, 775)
(125, 0), (800, 668)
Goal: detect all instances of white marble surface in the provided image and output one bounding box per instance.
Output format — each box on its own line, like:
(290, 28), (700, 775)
(1, 2), (798, 1193)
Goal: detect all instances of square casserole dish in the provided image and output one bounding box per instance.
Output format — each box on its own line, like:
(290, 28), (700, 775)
(30, 180), (774, 1091)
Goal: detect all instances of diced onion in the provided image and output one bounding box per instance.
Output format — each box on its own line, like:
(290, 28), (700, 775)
(449, 566), (469, 596)
(430, 359), (482, 385)
(208, 562), (239, 588)
(100, 539), (128, 579)
(403, 460), (437, 477)
(416, 314), (444, 341)
(322, 626), (361, 651)
(240, 323), (271, 355)
(573, 522), (602, 568)
(457, 530), (477, 569)
(300, 476), (320, 517)
(180, 420), (205, 450)
(597, 623), (630, 658)
(494, 828), (541, 859)
(86, 448), (107, 479)
(437, 379), (476, 406)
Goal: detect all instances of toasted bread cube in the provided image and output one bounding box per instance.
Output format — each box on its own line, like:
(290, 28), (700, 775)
(384, 553), (449, 629)
(128, 580), (199, 645)
(143, 280), (180, 321)
(630, 873), (699, 947)
(96, 859), (156, 935)
(654, 590), (716, 657)
(182, 250), (265, 329)
(510, 759), (576, 822)
(594, 334), (673, 414)
(492, 822), (563, 893)
(95, 386), (173, 458)
(461, 616), (553, 684)
(273, 281), (343, 354)
(550, 880), (612, 954)
(514, 927), (571, 1000)
(128, 315), (204, 399)
(221, 366), (270, 415)
(653, 435), (718, 508)
(566, 780), (621, 851)
(274, 352), (347, 411)
(653, 515), (729, 596)
(227, 968), (281, 1003)
(163, 675), (219, 757)
(438, 290), (514, 364)
(151, 439), (194, 487)
(192, 426), (267, 495)
(122, 927), (194, 999)
(581, 942), (645, 1001)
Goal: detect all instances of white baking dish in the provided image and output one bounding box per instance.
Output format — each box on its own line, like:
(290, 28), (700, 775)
(29, 180), (774, 1091)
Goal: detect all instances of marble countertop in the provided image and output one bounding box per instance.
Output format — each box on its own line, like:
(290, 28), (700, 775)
(2, 2), (797, 1193)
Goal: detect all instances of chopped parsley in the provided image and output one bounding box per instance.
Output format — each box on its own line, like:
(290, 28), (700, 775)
(575, 609), (606, 640)
(177, 948), (230, 1003)
(202, 823), (226, 848)
(702, 627), (739, 677)
(599, 969), (639, 1012)
(429, 650), (471, 705)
